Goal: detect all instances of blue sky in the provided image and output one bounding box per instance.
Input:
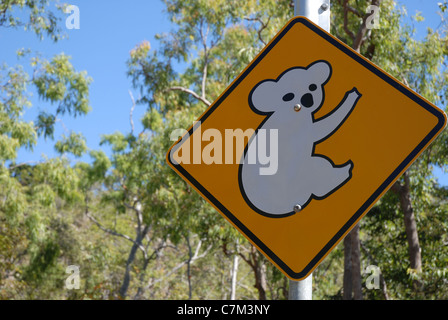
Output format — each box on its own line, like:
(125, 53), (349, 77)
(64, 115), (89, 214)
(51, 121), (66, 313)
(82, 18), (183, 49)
(1, 0), (171, 164)
(1, 0), (447, 184)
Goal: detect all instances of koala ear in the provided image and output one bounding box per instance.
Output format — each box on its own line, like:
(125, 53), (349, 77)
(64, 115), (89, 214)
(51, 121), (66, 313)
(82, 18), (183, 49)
(249, 80), (278, 113)
(307, 60), (332, 85)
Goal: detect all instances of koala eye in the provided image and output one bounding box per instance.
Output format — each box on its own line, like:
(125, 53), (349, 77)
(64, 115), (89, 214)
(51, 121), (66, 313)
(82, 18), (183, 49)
(309, 84), (318, 91)
(282, 92), (295, 102)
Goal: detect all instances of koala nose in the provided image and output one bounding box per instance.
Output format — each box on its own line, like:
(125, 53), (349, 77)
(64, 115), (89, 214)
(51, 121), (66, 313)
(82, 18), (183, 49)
(301, 93), (314, 108)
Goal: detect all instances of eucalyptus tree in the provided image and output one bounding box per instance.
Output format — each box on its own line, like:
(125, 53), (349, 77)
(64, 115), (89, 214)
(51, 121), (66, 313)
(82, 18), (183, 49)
(117, 0), (448, 300)
(333, 0), (448, 299)
(97, 0), (296, 300)
(0, 0), (92, 298)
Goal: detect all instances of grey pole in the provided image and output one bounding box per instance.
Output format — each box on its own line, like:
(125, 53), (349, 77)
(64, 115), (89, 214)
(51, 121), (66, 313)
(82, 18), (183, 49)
(289, 0), (330, 301)
(289, 274), (313, 300)
(295, 0), (331, 32)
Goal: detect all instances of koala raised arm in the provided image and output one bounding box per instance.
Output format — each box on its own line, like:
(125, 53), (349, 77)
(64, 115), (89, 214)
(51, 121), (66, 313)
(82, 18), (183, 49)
(312, 88), (362, 143)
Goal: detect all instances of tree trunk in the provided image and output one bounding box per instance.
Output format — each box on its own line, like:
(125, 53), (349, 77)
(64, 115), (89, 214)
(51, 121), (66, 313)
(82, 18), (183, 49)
(398, 172), (422, 272)
(119, 240), (141, 299)
(186, 234), (194, 300)
(237, 244), (267, 300)
(343, 224), (363, 300)
(230, 239), (239, 300)
(392, 171), (422, 289)
(343, 232), (353, 299)
(118, 224), (149, 299)
(351, 224), (363, 300)
(254, 257), (267, 300)
(341, 1), (379, 300)
(133, 257), (151, 300)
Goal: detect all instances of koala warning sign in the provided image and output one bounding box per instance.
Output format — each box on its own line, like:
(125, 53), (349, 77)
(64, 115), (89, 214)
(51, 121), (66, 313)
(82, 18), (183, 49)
(240, 60), (361, 217)
(167, 17), (446, 280)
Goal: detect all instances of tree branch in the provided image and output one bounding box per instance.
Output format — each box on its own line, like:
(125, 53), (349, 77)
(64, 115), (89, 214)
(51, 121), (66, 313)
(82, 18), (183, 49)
(343, 0), (381, 52)
(198, 19), (209, 100)
(144, 238), (212, 290)
(85, 210), (148, 258)
(244, 16), (270, 46)
(86, 211), (135, 245)
(343, 0), (356, 42)
(128, 90), (135, 134)
(165, 86), (211, 107)
(345, 4), (363, 17)
(8, 161), (39, 170)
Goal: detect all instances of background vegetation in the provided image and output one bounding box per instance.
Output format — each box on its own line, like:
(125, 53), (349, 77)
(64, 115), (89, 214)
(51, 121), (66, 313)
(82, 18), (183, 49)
(0, 0), (447, 300)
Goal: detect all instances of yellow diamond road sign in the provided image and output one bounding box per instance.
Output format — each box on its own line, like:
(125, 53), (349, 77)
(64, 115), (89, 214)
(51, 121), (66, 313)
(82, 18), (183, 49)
(166, 17), (447, 280)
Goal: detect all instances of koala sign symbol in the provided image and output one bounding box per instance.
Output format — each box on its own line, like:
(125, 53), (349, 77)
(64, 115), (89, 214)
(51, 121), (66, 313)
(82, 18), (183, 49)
(239, 60), (362, 217)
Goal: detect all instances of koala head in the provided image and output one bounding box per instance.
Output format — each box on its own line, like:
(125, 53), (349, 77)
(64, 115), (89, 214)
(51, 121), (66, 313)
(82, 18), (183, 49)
(249, 60), (332, 115)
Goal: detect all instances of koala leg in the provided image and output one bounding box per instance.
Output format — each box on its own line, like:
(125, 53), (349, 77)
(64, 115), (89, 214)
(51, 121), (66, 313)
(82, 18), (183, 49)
(309, 157), (353, 198)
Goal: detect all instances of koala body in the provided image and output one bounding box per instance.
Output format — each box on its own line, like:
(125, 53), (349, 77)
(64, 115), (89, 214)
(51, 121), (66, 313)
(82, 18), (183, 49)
(239, 60), (362, 217)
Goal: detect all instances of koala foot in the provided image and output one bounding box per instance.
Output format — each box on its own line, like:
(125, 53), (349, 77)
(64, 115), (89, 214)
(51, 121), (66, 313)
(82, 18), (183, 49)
(311, 159), (353, 198)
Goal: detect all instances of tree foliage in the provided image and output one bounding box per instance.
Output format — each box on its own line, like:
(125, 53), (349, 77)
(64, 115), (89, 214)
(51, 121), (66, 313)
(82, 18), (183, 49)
(1, 0), (447, 300)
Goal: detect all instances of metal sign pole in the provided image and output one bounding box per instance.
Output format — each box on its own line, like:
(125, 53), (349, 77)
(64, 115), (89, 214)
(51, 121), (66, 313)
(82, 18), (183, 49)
(295, 0), (331, 33)
(289, 0), (330, 301)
